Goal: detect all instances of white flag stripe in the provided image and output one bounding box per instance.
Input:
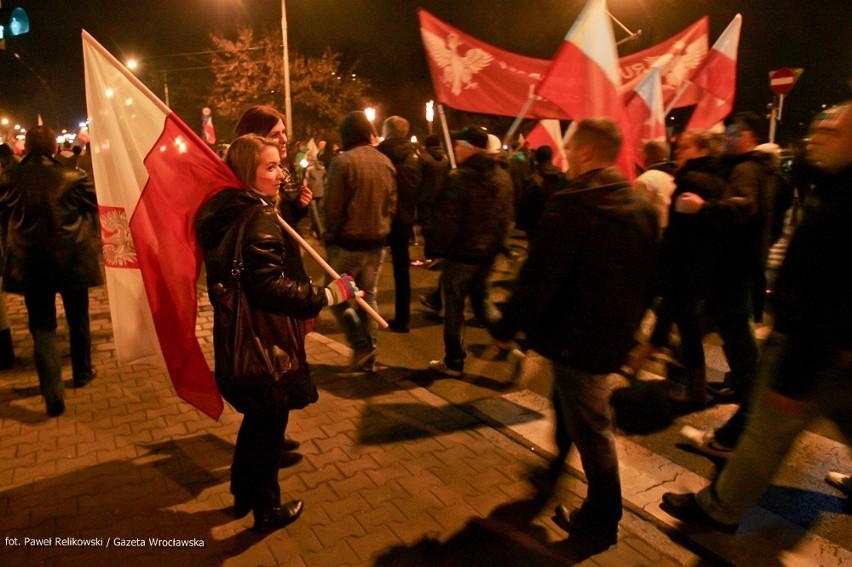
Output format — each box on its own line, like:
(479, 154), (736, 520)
(83, 30), (167, 368)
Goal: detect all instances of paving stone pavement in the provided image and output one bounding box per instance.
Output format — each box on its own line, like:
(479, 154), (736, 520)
(0, 285), (705, 566)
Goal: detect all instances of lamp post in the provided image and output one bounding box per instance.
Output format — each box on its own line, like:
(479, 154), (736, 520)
(281, 0), (292, 138)
(425, 100), (434, 134)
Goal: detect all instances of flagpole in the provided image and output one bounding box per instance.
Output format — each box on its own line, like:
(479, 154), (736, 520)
(663, 80), (691, 116)
(274, 214), (388, 328)
(437, 103), (457, 169)
(503, 85), (536, 145)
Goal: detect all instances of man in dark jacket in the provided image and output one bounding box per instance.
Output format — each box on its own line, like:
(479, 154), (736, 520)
(662, 101), (852, 530)
(0, 126), (102, 416)
(427, 125), (513, 376)
(324, 111), (397, 372)
(515, 145), (567, 243)
(378, 116), (421, 333)
(492, 118), (658, 547)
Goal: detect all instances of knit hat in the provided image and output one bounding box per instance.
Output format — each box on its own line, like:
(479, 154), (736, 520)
(450, 126), (489, 150)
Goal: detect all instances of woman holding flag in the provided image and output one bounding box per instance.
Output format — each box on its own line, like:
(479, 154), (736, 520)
(195, 134), (360, 533)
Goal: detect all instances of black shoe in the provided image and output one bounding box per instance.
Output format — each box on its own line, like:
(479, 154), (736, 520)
(552, 504), (617, 545)
(282, 437), (300, 451)
(419, 295), (441, 312)
(387, 320), (410, 333)
(660, 492), (738, 533)
(252, 500), (304, 533)
(279, 451), (304, 468)
(46, 397), (65, 417)
(73, 369), (97, 388)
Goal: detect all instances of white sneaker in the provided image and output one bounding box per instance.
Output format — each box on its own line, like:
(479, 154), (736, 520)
(679, 425), (734, 459)
(428, 359), (463, 377)
(825, 471), (851, 496)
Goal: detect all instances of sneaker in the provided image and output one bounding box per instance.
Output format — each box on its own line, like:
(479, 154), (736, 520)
(419, 295), (441, 312)
(351, 348), (377, 372)
(387, 320), (410, 334)
(428, 359), (463, 377)
(660, 492), (738, 533)
(679, 425), (734, 459)
(825, 471), (852, 497)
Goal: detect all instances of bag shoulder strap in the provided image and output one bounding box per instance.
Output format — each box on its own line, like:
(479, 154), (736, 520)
(230, 206), (265, 279)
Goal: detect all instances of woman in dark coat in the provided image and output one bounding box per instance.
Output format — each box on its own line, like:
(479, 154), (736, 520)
(195, 134), (358, 532)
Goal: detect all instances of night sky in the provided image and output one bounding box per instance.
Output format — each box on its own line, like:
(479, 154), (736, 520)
(1, 0), (851, 145)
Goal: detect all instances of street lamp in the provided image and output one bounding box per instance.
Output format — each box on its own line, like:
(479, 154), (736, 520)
(281, 0), (292, 138)
(425, 100), (434, 134)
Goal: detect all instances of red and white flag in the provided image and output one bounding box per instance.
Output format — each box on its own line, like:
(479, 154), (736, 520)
(536, 0), (635, 180)
(685, 14), (742, 131)
(418, 8), (568, 119)
(619, 17), (708, 109)
(525, 120), (567, 172)
(626, 66), (667, 161)
(83, 31), (239, 420)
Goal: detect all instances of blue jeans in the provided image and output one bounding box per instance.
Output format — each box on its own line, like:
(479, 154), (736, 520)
(326, 245), (385, 355)
(440, 260), (498, 370)
(552, 362), (622, 528)
(697, 332), (852, 525)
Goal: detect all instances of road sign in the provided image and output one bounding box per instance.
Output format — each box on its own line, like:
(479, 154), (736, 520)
(769, 67), (800, 95)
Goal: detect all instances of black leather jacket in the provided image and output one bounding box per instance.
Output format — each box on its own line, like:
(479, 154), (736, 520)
(0, 152), (102, 293)
(195, 188), (326, 319)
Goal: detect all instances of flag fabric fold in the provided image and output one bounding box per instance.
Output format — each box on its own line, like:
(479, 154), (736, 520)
(626, 66), (667, 160)
(418, 8), (567, 119)
(619, 17), (708, 109)
(535, 0), (636, 180)
(685, 14), (742, 131)
(83, 31), (239, 419)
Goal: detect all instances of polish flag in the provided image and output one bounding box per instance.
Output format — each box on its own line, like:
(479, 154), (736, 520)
(685, 14), (742, 131)
(536, 0), (635, 180)
(201, 107), (217, 145)
(619, 17), (708, 109)
(83, 31), (239, 419)
(525, 120), (567, 172)
(626, 66), (667, 162)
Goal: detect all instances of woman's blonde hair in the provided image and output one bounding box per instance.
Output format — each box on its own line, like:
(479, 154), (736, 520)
(224, 134), (280, 192)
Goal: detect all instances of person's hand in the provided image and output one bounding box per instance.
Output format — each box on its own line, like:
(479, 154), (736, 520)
(674, 192), (705, 214)
(304, 314), (321, 334)
(324, 274), (363, 306)
(297, 184), (313, 208)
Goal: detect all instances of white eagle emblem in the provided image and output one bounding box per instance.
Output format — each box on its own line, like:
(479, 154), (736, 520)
(645, 37), (707, 91)
(422, 30), (493, 95)
(100, 208), (138, 268)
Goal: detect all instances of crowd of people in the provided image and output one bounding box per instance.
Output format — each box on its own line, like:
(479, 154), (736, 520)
(0, 97), (848, 546)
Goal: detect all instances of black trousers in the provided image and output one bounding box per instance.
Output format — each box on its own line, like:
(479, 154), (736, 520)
(388, 219), (412, 327)
(231, 409), (289, 512)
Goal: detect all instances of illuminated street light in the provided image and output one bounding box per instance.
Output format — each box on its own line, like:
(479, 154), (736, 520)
(126, 58), (139, 72)
(425, 100), (434, 134)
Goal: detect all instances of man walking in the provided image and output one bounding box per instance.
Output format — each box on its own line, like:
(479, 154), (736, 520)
(491, 118), (658, 547)
(426, 126), (513, 376)
(377, 116), (421, 333)
(0, 126), (102, 416)
(661, 101), (852, 530)
(324, 111), (397, 372)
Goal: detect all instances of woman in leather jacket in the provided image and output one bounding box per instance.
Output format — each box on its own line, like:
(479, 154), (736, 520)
(195, 134), (358, 533)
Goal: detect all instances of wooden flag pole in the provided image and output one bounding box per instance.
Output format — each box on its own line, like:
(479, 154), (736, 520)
(275, 213), (388, 328)
(503, 85), (536, 146)
(437, 103), (457, 169)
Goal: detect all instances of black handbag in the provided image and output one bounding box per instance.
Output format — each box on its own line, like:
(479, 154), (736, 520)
(208, 208), (319, 414)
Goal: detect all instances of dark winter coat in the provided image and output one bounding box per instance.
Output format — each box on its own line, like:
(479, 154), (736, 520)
(0, 152), (102, 294)
(426, 152), (513, 265)
(493, 167), (659, 374)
